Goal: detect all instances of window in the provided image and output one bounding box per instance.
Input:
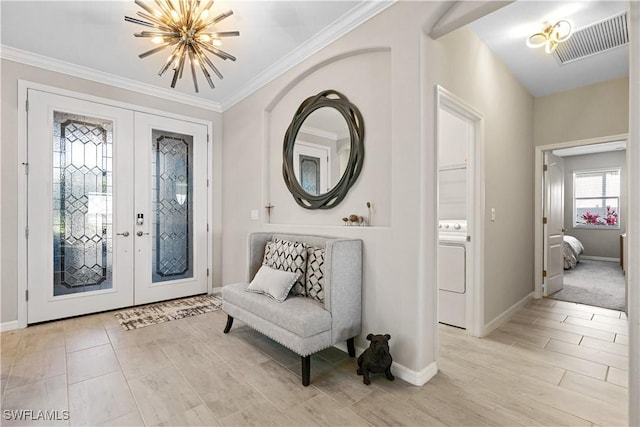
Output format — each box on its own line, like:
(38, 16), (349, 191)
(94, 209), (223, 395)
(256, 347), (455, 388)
(573, 168), (620, 228)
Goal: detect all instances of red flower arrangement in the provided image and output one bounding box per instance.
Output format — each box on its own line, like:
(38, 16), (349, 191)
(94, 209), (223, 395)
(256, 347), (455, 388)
(580, 206), (618, 226)
(605, 206), (618, 225)
(580, 211), (600, 224)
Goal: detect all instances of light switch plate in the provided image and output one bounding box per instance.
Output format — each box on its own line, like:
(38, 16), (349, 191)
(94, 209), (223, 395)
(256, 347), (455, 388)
(250, 209), (259, 220)
(491, 208), (496, 222)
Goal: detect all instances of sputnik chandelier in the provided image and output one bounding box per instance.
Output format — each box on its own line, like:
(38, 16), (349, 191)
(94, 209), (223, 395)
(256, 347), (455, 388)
(125, 0), (239, 92)
(526, 20), (572, 54)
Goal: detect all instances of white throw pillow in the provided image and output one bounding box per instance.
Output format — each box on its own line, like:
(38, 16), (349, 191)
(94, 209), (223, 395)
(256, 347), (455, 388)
(245, 265), (300, 302)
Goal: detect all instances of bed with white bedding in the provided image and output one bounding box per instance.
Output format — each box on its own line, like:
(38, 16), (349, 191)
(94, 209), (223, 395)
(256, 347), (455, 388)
(563, 235), (584, 269)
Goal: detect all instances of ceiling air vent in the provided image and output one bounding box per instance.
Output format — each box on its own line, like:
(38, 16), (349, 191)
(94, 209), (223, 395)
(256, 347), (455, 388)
(555, 12), (628, 64)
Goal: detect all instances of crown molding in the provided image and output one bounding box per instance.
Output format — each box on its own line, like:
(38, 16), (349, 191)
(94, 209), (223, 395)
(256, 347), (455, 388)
(300, 125), (339, 141)
(1, 1), (394, 113)
(219, 0), (396, 111)
(0, 45), (223, 113)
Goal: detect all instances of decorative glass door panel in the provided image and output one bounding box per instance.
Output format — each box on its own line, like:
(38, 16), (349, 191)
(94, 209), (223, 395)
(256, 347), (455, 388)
(134, 113), (208, 305)
(28, 90), (135, 323)
(152, 130), (193, 283)
(299, 154), (321, 195)
(53, 112), (113, 295)
(27, 91), (209, 323)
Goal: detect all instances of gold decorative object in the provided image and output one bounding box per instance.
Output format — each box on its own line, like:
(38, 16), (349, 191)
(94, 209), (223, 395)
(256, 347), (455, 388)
(526, 20), (572, 54)
(125, 0), (239, 92)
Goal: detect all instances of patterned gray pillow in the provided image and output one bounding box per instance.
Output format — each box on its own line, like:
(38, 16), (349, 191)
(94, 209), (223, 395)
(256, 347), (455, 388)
(262, 241), (275, 265)
(263, 238), (307, 296)
(305, 247), (325, 302)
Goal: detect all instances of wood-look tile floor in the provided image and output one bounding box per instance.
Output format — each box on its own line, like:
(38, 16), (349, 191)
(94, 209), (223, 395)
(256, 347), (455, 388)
(0, 298), (628, 426)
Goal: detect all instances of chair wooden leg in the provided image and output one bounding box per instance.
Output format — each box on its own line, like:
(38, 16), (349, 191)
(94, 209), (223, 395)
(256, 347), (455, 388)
(347, 337), (356, 357)
(223, 315), (234, 333)
(301, 355), (311, 386)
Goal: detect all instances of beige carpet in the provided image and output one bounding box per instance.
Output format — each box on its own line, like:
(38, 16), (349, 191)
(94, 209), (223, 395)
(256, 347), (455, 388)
(549, 259), (625, 311)
(114, 294), (222, 330)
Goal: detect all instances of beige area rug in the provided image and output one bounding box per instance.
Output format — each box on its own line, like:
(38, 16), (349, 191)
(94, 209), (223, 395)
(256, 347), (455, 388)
(114, 294), (222, 330)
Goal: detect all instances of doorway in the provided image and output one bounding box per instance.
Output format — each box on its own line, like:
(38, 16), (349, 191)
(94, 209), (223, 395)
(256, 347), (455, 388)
(436, 86), (484, 337)
(25, 89), (210, 324)
(535, 135), (628, 312)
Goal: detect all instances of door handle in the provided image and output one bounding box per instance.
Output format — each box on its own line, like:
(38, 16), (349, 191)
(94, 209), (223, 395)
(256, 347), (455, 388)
(562, 228), (567, 232)
(116, 231), (130, 237)
(136, 231), (150, 237)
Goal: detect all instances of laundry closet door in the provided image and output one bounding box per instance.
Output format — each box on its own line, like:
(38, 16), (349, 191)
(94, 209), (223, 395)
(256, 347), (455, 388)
(133, 113), (209, 304)
(27, 90), (135, 323)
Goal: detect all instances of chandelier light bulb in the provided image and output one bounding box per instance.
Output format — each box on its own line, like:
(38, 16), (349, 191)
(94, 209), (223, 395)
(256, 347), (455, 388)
(125, 0), (240, 93)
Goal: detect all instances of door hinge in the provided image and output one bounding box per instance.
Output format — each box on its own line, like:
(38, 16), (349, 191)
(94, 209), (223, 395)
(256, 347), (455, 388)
(25, 289), (29, 301)
(22, 162), (29, 175)
(206, 179), (209, 187)
(207, 268), (210, 277)
(25, 99), (29, 112)
(207, 134), (210, 143)
(542, 270), (547, 278)
(543, 217), (548, 224)
(24, 227), (29, 239)
(543, 164), (548, 172)
(206, 224), (209, 232)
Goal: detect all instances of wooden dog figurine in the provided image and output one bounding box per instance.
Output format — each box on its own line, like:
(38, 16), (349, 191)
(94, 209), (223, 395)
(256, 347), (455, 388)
(357, 333), (394, 385)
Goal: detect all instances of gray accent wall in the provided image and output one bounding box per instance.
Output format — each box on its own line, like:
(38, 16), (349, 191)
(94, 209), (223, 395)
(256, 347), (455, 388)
(563, 151), (627, 259)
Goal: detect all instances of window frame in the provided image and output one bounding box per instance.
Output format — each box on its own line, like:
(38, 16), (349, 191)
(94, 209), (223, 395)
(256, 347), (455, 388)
(572, 167), (621, 230)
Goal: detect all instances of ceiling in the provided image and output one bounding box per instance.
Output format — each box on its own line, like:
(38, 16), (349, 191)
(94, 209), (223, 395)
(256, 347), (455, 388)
(0, 1), (631, 111)
(469, 1), (630, 97)
(0, 0), (392, 111)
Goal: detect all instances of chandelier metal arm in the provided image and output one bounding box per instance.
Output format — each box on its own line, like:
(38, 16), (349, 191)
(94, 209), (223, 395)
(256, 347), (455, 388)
(193, 48), (216, 89)
(139, 41), (176, 59)
(197, 41), (236, 61)
(201, 31), (240, 38)
(153, 0), (174, 19)
(158, 43), (182, 76)
(125, 16), (157, 28)
(135, 11), (173, 30)
(188, 49), (199, 92)
(134, 0), (155, 15)
(198, 10), (233, 30)
(193, 43), (223, 79)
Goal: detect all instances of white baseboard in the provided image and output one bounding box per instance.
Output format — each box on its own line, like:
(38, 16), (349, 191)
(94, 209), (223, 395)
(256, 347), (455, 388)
(481, 292), (533, 337)
(333, 342), (438, 386)
(1, 320), (19, 332)
(581, 256), (620, 262)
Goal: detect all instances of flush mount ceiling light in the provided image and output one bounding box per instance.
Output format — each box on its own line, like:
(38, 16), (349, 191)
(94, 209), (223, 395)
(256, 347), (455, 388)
(125, 0), (239, 92)
(526, 20), (572, 54)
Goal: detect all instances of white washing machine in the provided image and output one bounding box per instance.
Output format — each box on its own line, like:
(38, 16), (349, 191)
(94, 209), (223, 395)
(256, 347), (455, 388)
(438, 220), (468, 328)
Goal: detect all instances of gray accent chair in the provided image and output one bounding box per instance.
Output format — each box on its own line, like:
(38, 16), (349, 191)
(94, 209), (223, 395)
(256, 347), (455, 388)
(222, 232), (363, 386)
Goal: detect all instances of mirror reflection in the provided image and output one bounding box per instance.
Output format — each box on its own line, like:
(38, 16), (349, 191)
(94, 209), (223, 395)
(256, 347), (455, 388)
(293, 107), (350, 196)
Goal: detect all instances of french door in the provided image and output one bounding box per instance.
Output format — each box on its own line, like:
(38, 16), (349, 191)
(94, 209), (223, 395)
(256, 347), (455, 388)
(27, 90), (208, 323)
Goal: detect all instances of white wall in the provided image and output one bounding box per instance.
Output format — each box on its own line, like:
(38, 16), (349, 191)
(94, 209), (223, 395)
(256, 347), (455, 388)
(562, 151), (627, 259)
(223, 2), (451, 376)
(431, 27), (535, 324)
(222, 1), (535, 376)
(0, 59), (223, 324)
(534, 78), (629, 147)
